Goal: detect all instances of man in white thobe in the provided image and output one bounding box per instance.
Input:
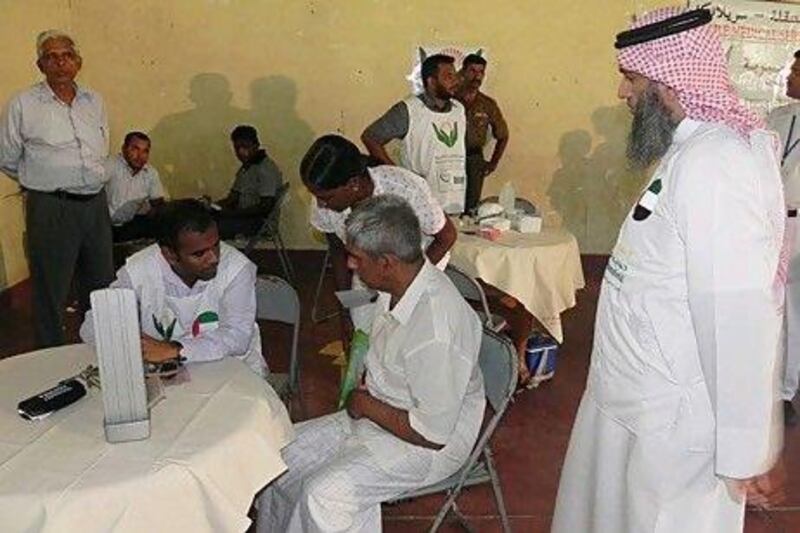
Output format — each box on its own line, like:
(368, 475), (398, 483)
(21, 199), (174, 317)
(552, 7), (786, 532)
(80, 199), (266, 377)
(257, 195), (484, 532)
(767, 50), (800, 425)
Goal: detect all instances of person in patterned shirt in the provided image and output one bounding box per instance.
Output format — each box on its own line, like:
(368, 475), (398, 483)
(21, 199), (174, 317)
(301, 134), (456, 341)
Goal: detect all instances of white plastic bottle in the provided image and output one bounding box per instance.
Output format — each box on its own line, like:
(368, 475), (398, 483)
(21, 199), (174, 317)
(498, 181), (516, 215)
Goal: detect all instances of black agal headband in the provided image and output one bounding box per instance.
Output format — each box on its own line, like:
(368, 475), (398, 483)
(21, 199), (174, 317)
(614, 8), (713, 49)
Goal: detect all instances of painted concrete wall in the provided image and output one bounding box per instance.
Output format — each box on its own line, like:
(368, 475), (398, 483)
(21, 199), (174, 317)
(0, 0), (663, 288)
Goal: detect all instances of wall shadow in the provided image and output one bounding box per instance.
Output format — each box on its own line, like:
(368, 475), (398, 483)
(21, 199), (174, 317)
(548, 104), (646, 253)
(249, 75), (316, 244)
(149, 73), (251, 200)
(0, 238), (7, 291)
(548, 129), (593, 247)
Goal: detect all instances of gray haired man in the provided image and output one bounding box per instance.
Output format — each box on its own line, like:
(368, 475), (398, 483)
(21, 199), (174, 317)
(0, 30), (113, 347)
(258, 195), (484, 532)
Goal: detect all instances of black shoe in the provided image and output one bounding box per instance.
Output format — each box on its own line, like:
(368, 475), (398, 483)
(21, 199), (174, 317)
(784, 400), (798, 427)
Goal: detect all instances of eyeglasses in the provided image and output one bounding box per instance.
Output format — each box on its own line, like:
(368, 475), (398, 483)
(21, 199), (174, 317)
(40, 51), (79, 64)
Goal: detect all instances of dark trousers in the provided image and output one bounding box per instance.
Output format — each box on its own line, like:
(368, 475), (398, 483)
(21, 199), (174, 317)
(112, 215), (158, 242)
(465, 152), (488, 213)
(215, 215), (264, 240)
(26, 190), (114, 347)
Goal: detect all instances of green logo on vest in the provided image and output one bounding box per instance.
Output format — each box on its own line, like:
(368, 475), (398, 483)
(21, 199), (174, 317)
(432, 122), (459, 148)
(152, 314), (177, 341)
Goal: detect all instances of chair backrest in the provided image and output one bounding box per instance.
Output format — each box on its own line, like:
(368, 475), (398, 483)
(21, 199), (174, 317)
(444, 264), (494, 325)
(266, 182), (291, 227)
(255, 275), (301, 387)
(243, 183), (291, 256)
(479, 327), (519, 413)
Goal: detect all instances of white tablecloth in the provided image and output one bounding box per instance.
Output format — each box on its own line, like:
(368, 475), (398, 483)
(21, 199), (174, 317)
(0, 344), (294, 533)
(450, 228), (585, 342)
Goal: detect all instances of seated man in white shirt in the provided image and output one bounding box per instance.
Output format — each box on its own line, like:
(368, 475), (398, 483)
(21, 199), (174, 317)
(257, 194), (485, 532)
(105, 131), (166, 242)
(80, 199), (266, 377)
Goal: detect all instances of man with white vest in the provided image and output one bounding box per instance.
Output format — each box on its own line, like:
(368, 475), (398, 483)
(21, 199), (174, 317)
(80, 199), (266, 377)
(362, 53), (467, 214)
(767, 49), (800, 425)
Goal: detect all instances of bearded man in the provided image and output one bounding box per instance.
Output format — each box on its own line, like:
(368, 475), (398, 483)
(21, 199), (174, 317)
(361, 54), (467, 214)
(552, 7), (787, 532)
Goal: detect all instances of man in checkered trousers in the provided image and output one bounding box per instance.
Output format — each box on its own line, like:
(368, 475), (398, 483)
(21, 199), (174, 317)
(257, 195), (484, 532)
(552, 7), (786, 532)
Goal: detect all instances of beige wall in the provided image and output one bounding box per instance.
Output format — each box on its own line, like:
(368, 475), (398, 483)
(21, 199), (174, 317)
(0, 0), (664, 289)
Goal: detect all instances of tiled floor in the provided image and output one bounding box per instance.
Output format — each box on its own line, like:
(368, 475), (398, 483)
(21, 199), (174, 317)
(2, 251), (800, 532)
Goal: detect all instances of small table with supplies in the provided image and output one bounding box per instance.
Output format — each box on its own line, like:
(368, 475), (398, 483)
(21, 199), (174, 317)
(450, 227), (585, 342)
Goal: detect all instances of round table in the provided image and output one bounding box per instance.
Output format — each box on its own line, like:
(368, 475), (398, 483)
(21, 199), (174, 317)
(450, 227), (585, 342)
(0, 344), (294, 533)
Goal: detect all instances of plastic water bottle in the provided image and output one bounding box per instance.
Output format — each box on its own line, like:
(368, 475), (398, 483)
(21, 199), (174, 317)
(499, 181), (516, 215)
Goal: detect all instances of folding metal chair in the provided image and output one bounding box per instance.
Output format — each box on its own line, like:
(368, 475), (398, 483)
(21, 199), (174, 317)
(255, 275), (304, 418)
(385, 327), (518, 532)
(311, 247), (340, 324)
(243, 183), (296, 286)
(444, 264), (508, 332)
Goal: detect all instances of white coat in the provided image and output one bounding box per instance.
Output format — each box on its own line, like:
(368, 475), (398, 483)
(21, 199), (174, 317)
(552, 119), (785, 532)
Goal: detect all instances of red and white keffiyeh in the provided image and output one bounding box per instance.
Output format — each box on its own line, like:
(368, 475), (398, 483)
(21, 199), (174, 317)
(617, 5), (762, 137)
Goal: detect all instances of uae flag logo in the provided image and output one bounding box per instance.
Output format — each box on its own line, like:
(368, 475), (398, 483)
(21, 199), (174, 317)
(633, 178), (662, 221)
(192, 311), (219, 337)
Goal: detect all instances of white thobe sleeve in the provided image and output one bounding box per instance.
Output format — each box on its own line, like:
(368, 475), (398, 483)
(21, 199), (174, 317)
(675, 139), (782, 479)
(0, 97), (23, 179)
(179, 262), (258, 363)
(404, 340), (475, 445)
(79, 268), (135, 344)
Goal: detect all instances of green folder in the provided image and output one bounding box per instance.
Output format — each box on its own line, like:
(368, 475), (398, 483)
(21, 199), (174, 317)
(337, 329), (370, 409)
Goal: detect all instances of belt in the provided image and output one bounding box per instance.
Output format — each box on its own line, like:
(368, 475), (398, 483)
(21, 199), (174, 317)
(789, 208), (798, 218)
(30, 189), (101, 202)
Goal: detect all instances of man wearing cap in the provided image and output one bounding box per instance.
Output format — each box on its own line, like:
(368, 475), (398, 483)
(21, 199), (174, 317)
(0, 30), (113, 347)
(553, 7), (786, 532)
(767, 50), (800, 425)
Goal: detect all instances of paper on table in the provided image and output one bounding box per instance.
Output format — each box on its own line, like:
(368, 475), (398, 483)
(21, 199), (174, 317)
(335, 289), (378, 309)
